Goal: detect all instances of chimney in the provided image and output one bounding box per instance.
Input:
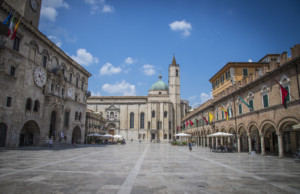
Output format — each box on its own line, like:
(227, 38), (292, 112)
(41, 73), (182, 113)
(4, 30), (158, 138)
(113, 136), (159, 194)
(290, 44), (300, 59)
(280, 52), (287, 66)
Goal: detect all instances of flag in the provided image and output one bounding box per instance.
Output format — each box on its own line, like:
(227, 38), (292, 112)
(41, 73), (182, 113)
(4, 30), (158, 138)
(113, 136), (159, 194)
(195, 118), (198, 127)
(275, 80), (289, 108)
(220, 106), (228, 121)
(3, 10), (12, 26)
(238, 96), (253, 111)
(186, 120), (189, 127)
(7, 12), (15, 37)
(209, 112), (213, 123)
(189, 120), (193, 126)
(177, 126), (179, 131)
(11, 17), (21, 40)
(201, 115), (208, 125)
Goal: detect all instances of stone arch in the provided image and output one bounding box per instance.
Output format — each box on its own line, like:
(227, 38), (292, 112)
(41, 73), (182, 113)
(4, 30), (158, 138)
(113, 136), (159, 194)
(0, 123), (8, 147)
(72, 126), (81, 144)
(260, 120), (277, 134)
(248, 122), (261, 153)
(247, 121), (259, 133)
(19, 120), (40, 146)
(260, 120), (278, 155)
(277, 117), (299, 133)
(238, 124), (248, 152)
(237, 123), (247, 135)
(220, 127), (226, 132)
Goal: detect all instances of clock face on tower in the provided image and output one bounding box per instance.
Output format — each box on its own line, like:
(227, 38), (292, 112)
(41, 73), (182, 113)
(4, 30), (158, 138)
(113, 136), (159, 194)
(34, 66), (47, 87)
(30, 0), (38, 11)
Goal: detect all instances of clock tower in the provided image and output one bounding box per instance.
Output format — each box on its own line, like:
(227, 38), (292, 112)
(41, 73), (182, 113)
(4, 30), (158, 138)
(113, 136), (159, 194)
(4, 0), (42, 28)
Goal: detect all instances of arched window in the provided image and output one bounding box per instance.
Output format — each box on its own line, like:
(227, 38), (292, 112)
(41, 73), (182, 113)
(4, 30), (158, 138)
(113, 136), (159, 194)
(261, 85), (269, 108)
(75, 111), (78, 120)
(140, 113), (144, 129)
(33, 100), (39, 112)
(79, 112), (82, 121)
(110, 112), (114, 117)
(25, 98), (32, 110)
(247, 92), (254, 111)
(176, 69), (178, 76)
(152, 110), (155, 118)
(164, 111), (167, 118)
(130, 112), (134, 128)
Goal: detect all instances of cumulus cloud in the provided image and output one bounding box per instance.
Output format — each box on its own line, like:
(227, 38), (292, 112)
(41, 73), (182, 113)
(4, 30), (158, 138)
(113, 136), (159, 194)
(41, 0), (69, 21)
(91, 91), (101, 96)
(200, 92), (212, 103)
(100, 62), (122, 75)
(84, 0), (114, 14)
(102, 80), (136, 96)
(124, 57), (136, 65)
(71, 49), (99, 66)
(48, 36), (62, 47)
(142, 64), (156, 76)
(169, 19), (192, 37)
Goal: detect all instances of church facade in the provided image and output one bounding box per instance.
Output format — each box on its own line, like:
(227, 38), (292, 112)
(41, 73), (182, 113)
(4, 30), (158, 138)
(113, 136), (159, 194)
(87, 57), (189, 142)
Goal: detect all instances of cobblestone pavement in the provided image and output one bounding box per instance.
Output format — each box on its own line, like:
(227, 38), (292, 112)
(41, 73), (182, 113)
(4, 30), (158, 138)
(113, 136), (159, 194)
(0, 143), (299, 194)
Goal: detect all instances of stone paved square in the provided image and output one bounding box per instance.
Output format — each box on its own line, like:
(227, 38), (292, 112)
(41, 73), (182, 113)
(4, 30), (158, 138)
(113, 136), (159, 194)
(0, 143), (300, 194)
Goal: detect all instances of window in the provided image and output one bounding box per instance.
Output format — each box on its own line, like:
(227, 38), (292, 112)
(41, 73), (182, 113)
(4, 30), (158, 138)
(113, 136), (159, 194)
(263, 94), (269, 108)
(110, 112), (114, 117)
(33, 100), (39, 112)
(164, 111), (167, 118)
(169, 121), (171, 130)
(79, 112), (82, 121)
(75, 112), (78, 120)
(81, 81), (84, 90)
(64, 111), (70, 127)
(176, 69), (178, 76)
(243, 68), (248, 76)
(152, 110), (155, 118)
(157, 121), (160, 129)
(42, 56), (47, 68)
(75, 95), (78, 101)
(13, 36), (20, 51)
(221, 111), (224, 119)
(148, 122), (150, 129)
(225, 70), (230, 80)
(220, 75), (224, 84)
(216, 112), (219, 121)
(249, 99), (254, 111)
(10, 66), (16, 76)
(130, 112), (134, 128)
(25, 98), (32, 110)
(76, 77), (79, 87)
(238, 104), (243, 114)
(61, 88), (64, 97)
(284, 86), (290, 102)
(140, 113), (144, 129)
(164, 134), (167, 139)
(69, 73), (72, 83)
(6, 97), (12, 107)
(51, 83), (54, 92)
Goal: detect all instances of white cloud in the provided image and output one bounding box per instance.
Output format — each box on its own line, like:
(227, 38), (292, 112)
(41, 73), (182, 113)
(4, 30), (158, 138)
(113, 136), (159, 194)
(100, 62), (121, 75)
(84, 0), (114, 14)
(41, 0), (69, 21)
(48, 36), (62, 47)
(102, 80), (136, 96)
(200, 92), (212, 103)
(91, 91), (101, 96)
(142, 64), (156, 76)
(124, 57), (136, 65)
(71, 48), (99, 66)
(169, 19), (192, 37)
(188, 96), (197, 101)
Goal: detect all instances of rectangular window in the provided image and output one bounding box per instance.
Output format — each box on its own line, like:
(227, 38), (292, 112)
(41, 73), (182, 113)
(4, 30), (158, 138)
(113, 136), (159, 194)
(157, 121), (160, 129)
(225, 70), (230, 80)
(239, 104), (243, 115)
(75, 95), (78, 101)
(222, 111), (224, 119)
(216, 113), (219, 121)
(64, 111), (70, 127)
(10, 66), (16, 76)
(51, 83), (54, 92)
(43, 56), (47, 68)
(284, 86), (290, 102)
(81, 81), (84, 90)
(6, 97), (12, 107)
(243, 68), (248, 76)
(263, 94), (269, 108)
(148, 122), (150, 129)
(76, 77), (79, 87)
(169, 121), (171, 130)
(227, 108), (230, 118)
(69, 73), (72, 82)
(13, 37), (20, 51)
(61, 88), (64, 97)
(220, 75), (224, 84)
(249, 99), (254, 111)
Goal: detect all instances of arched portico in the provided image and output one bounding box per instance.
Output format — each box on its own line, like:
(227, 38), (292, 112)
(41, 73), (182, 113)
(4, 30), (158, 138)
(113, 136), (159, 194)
(0, 123), (8, 147)
(249, 124), (261, 153)
(261, 121), (278, 156)
(19, 120), (40, 146)
(238, 125), (248, 152)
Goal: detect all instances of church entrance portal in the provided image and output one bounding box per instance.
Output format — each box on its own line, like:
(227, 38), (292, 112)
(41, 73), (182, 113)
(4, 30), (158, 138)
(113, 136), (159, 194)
(0, 123), (7, 147)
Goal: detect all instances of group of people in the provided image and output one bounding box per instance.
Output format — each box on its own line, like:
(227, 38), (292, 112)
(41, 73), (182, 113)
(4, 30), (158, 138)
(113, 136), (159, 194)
(211, 143), (233, 152)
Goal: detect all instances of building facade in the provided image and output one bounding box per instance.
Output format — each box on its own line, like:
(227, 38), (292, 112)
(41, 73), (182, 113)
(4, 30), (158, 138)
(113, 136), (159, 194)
(87, 57), (189, 143)
(85, 109), (107, 137)
(0, 0), (91, 147)
(182, 44), (300, 158)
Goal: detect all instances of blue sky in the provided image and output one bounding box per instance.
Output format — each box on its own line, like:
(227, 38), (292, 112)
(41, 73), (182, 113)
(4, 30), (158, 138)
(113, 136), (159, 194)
(39, 0), (300, 108)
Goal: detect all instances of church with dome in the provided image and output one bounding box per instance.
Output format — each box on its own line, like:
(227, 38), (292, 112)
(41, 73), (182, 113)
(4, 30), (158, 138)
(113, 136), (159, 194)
(87, 57), (190, 143)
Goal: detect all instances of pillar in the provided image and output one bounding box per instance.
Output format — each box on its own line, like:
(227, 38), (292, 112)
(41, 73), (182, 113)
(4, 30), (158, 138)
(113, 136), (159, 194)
(277, 133), (284, 158)
(248, 135), (252, 153)
(237, 135), (241, 153)
(220, 137), (224, 145)
(212, 137), (215, 149)
(260, 133), (266, 155)
(215, 137), (218, 148)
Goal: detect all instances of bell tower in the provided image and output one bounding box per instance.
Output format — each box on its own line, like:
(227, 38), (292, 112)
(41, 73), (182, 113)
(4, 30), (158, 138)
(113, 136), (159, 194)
(4, 0), (42, 28)
(168, 56), (181, 136)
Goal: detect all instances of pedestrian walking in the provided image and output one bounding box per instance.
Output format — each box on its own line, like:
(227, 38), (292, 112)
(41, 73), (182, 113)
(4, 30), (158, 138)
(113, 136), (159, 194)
(49, 138), (53, 149)
(189, 141), (192, 152)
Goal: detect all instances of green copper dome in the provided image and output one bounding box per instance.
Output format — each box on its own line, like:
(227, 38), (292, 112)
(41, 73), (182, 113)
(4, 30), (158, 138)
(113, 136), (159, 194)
(150, 75), (168, 91)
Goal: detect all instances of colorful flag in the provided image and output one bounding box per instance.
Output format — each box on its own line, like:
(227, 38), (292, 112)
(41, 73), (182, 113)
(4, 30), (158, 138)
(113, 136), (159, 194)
(275, 80), (289, 108)
(186, 120), (189, 127)
(7, 12), (15, 37)
(209, 112), (213, 123)
(201, 115), (208, 125)
(3, 10), (12, 26)
(189, 120), (193, 126)
(238, 96), (253, 111)
(11, 17), (21, 40)
(220, 106), (228, 121)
